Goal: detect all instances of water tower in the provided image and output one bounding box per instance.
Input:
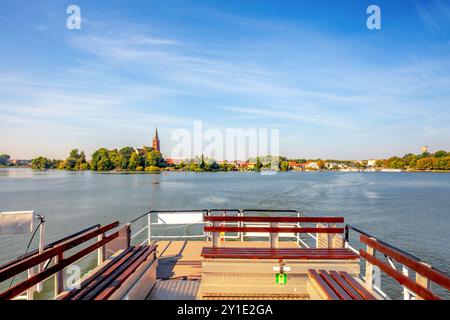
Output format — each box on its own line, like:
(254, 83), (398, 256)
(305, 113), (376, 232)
(421, 146), (429, 154)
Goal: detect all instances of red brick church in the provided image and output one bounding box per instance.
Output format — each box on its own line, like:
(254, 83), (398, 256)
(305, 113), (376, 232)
(136, 128), (161, 156)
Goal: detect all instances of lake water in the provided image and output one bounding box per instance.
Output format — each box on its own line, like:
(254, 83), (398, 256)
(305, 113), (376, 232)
(1, 168), (449, 298)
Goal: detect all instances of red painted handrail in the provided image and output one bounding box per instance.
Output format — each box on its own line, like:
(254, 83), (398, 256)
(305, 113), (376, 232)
(204, 226), (344, 234)
(359, 249), (441, 300)
(204, 216), (344, 223)
(0, 221), (119, 284)
(0, 231), (119, 300)
(360, 235), (450, 291)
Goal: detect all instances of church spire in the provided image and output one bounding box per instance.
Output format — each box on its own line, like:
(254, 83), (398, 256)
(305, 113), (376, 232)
(152, 127), (160, 152)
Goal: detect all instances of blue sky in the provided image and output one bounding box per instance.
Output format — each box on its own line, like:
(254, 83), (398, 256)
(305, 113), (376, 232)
(1, 0), (450, 160)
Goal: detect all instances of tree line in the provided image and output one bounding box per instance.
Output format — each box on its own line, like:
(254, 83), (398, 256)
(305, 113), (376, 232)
(375, 150), (450, 171)
(31, 147), (165, 172)
(24, 149), (450, 172)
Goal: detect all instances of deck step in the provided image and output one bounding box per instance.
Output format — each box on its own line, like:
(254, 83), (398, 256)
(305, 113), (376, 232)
(147, 280), (200, 300)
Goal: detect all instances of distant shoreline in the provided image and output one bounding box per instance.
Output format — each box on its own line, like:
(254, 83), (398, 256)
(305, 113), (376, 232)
(1, 167), (449, 174)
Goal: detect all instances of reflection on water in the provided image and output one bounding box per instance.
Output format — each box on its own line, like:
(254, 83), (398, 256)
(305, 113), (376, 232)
(1, 169), (449, 298)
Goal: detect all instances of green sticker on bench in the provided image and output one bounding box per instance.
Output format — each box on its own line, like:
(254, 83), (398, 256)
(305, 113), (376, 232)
(276, 273), (287, 284)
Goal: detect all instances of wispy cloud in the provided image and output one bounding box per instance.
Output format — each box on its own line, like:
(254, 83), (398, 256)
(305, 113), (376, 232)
(416, 1), (450, 35)
(223, 106), (357, 129)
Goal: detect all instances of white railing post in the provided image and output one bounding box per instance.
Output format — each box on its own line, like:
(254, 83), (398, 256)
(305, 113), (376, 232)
(28, 215), (46, 299)
(240, 211), (244, 242)
(212, 221), (220, 248)
(415, 262), (431, 300)
(36, 220), (45, 293)
(54, 253), (64, 296)
(270, 222), (278, 249)
(26, 267), (36, 300)
(97, 232), (105, 265)
(315, 223), (320, 248)
(147, 213), (152, 245)
(402, 266), (410, 300)
(328, 223), (334, 248)
(365, 245), (375, 290)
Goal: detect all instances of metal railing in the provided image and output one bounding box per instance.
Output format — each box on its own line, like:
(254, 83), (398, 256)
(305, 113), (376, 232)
(128, 209), (449, 300)
(344, 224), (450, 300)
(128, 209), (310, 246)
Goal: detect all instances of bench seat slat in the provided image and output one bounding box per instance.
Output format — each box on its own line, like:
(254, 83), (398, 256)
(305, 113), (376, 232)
(339, 271), (378, 300)
(329, 271), (364, 300)
(81, 246), (150, 300)
(81, 247), (144, 300)
(61, 244), (157, 300)
(94, 245), (156, 300)
(319, 270), (353, 300)
(62, 246), (138, 300)
(201, 247), (359, 260)
(308, 269), (340, 300)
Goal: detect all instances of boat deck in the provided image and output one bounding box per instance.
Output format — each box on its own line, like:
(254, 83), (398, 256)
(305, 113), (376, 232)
(155, 240), (301, 281)
(147, 280), (201, 300)
(152, 240), (325, 300)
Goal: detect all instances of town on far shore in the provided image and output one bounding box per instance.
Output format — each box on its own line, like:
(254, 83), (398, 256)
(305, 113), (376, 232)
(1, 131), (450, 173)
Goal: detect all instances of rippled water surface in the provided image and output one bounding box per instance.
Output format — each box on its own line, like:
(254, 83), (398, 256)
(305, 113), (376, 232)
(1, 168), (449, 298)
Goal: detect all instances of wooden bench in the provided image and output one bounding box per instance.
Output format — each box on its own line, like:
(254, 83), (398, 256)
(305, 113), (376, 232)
(60, 244), (157, 300)
(204, 215), (345, 248)
(202, 215), (353, 260)
(199, 215), (360, 299)
(307, 269), (377, 300)
(202, 247), (359, 260)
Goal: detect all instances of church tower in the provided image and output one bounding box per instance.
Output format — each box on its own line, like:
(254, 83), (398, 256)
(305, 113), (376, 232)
(152, 128), (160, 152)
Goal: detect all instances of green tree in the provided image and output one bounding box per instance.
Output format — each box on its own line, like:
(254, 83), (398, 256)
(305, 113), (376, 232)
(176, 161), (186, 170)
(386, 157), (404, 169)
(65, 158), (77, 171)
(77, 151), (88, 170)
(435, 156), (450, 170)
(119, 147), (135, 170)
(415, 157), (437, 171)
(64, 149), (88, 171)
(31, 157), (51, 170)
(145, 165), (160, 173)
(109, 149), (123, 169)
(434, 150), (448, 158)
(188, 162), (200, 171)
(209, 161), (219, 171)
(145, 150), (164, 167)
(91, 148), (114, 171)
(402, 153), (418, 168)
(199, 154), (206, 170)
(128, 152), (140, 171)
(280, 161), (290, 172)
(0, 154), (10, 166)
(375, 160), (384, 168)
(254, 157), (263, 171)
